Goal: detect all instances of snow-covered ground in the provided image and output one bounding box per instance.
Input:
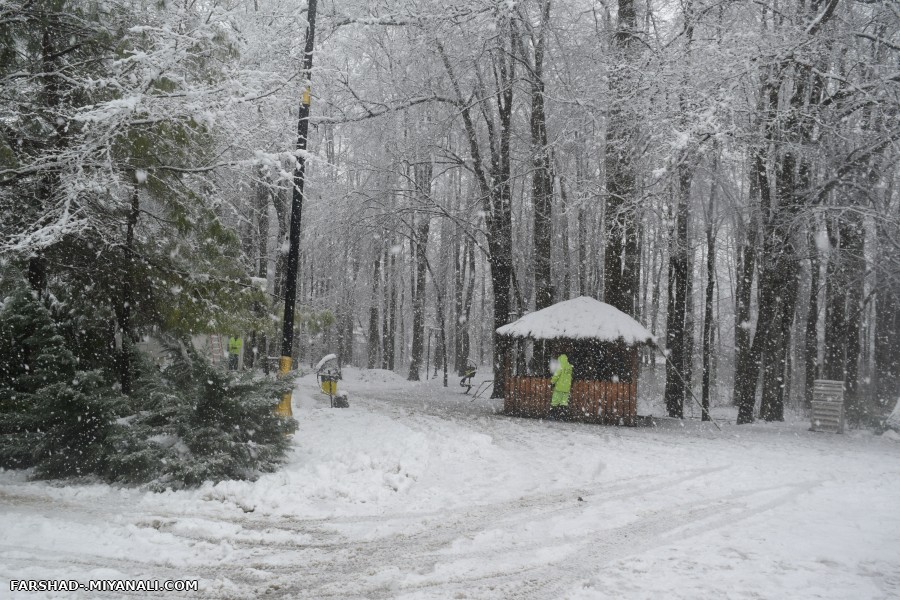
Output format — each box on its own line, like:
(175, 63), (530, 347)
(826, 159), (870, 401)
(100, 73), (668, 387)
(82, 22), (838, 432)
(1, 368), (899, 599)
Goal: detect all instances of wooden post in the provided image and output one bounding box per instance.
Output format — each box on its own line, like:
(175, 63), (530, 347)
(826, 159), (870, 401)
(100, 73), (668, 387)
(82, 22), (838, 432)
(525, 376), (532, 417)
(628, 347), (639, 425)
(503, 339), (512, 414)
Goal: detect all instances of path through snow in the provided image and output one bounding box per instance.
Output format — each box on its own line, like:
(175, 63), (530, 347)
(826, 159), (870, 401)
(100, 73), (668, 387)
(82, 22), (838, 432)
(1, 368), (899, 599)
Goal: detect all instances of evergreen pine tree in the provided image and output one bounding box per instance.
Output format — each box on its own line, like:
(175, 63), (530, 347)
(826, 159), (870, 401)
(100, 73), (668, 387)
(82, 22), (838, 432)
(0, 286), (124, 474)
(0, 287), (75, 467)
(105, 341), (296, 488)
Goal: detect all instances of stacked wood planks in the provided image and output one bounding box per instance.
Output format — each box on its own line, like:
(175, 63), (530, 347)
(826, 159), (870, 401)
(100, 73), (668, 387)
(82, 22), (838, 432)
(810, 379), (845, 433)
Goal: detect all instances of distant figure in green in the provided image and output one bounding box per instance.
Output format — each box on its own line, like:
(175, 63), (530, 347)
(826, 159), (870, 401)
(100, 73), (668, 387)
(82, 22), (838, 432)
(550, 354), (573, 420)
(228, 336), (242, 371)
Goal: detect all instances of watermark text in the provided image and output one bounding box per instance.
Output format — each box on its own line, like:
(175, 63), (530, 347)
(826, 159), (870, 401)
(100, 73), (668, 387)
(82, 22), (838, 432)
(10, 579), (199, 593)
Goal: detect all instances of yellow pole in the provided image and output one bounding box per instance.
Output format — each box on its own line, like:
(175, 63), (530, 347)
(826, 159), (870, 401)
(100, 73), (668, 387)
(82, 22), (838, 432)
(277, 356), (293, 417)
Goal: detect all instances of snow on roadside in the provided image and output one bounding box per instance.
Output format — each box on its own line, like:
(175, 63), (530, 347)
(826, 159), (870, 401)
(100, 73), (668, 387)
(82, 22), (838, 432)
(146, 371), (554, 522)
(0, 367), (899, 599)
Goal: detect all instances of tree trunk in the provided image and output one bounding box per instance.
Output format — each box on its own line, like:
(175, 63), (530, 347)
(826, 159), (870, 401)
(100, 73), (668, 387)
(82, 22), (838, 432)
(648, 246), (664, 370)
(383, 243), (397, 371)
(119, 184), (140, 396)
(338, 247), (359, 368)
(684, 245), (696, 403)
(436, 280), (449, 387)
(754, 6), (831, 422)
(558, 172), (572, 300)
(408, 162), (432, 381)
(461, 239), (476, 371)
(436, 25), (515, 398)
(804, 220), (821, 408)
(875, 284), (900, 414)
(733, 208), (758, 404)
(701, 161), (718, 421)
(823, 218), (846, 383)
(487, 211), (513, 397)
(453, 222), (464, 375)
(367, 237), (382, 369)
(827, 214), (865, 424)
(844, 218), (864, 425)
(603, 0), (640, 317)
(524, 0), (554, 313)
(758, 143), (803, 422)
(578, 207), (588, 297)
(734, 138), (772, 424)
(664, 164), (692, 419)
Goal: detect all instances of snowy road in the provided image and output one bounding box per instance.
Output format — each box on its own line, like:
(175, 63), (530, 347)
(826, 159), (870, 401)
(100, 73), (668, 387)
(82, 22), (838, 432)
(1, 368), (899, 599)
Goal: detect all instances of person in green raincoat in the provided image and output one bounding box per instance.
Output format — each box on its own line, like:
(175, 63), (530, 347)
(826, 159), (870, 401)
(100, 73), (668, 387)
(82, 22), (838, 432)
(549, 354), (573, 420)
(228, 335), (242, 371)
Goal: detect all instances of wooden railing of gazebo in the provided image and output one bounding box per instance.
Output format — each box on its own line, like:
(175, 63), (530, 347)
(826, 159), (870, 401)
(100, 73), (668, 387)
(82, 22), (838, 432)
(503, 376), (637, 425)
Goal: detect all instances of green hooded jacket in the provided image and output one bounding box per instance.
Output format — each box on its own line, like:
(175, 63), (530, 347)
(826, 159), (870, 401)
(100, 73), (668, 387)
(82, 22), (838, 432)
(550, 354), (573, 406)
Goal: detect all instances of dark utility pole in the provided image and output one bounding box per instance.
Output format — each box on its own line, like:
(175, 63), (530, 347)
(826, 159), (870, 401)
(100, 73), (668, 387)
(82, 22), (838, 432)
(278, 0), (318, 417)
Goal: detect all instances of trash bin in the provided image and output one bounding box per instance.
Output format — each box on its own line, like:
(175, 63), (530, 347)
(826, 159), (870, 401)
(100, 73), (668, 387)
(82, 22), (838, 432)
(321, 374), (338, 396)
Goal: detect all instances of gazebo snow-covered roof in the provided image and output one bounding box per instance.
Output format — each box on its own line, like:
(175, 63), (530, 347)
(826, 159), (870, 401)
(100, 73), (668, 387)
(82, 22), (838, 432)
(496, 296), (654, 346)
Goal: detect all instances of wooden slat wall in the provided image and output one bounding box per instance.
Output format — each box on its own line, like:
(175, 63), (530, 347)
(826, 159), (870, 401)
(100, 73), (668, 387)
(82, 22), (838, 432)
(810, 379), (844, 433)
(810, 401), (844, 433)
(504, 376), (637, 425)
(570, 380), (599, 422)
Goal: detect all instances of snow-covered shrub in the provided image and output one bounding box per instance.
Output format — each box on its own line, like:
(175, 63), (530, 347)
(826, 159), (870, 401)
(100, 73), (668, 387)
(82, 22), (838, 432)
(30, 371), (126, 478)
(105, 342), (296, 489)
(0, 285), (296, 487)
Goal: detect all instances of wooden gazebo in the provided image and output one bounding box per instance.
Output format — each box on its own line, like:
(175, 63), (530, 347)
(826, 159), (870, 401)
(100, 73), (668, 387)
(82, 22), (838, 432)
(496, 296), (655, 426)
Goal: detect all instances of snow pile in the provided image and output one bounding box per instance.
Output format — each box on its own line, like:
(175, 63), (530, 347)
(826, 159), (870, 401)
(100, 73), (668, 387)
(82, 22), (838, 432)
(142, 373), (514, 521)
(497, 296), (655, 345)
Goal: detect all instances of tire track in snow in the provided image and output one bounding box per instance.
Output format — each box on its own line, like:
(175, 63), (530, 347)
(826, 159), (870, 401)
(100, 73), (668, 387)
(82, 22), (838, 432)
(0, 478), (821, 599)
(354, 480), (821, 600)
(123, 467), (763, 598)
(197, 378), (822, 599)
(0, 375), (844, 599)
(462, 480), (821, 599)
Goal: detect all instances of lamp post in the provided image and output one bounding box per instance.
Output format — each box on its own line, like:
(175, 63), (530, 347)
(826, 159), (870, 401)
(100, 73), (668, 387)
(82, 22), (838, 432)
(278, 0), (318, 417)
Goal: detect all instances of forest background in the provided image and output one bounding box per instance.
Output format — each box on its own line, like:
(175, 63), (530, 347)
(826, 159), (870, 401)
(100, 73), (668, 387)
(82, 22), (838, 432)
(2, 0), (899, 478)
